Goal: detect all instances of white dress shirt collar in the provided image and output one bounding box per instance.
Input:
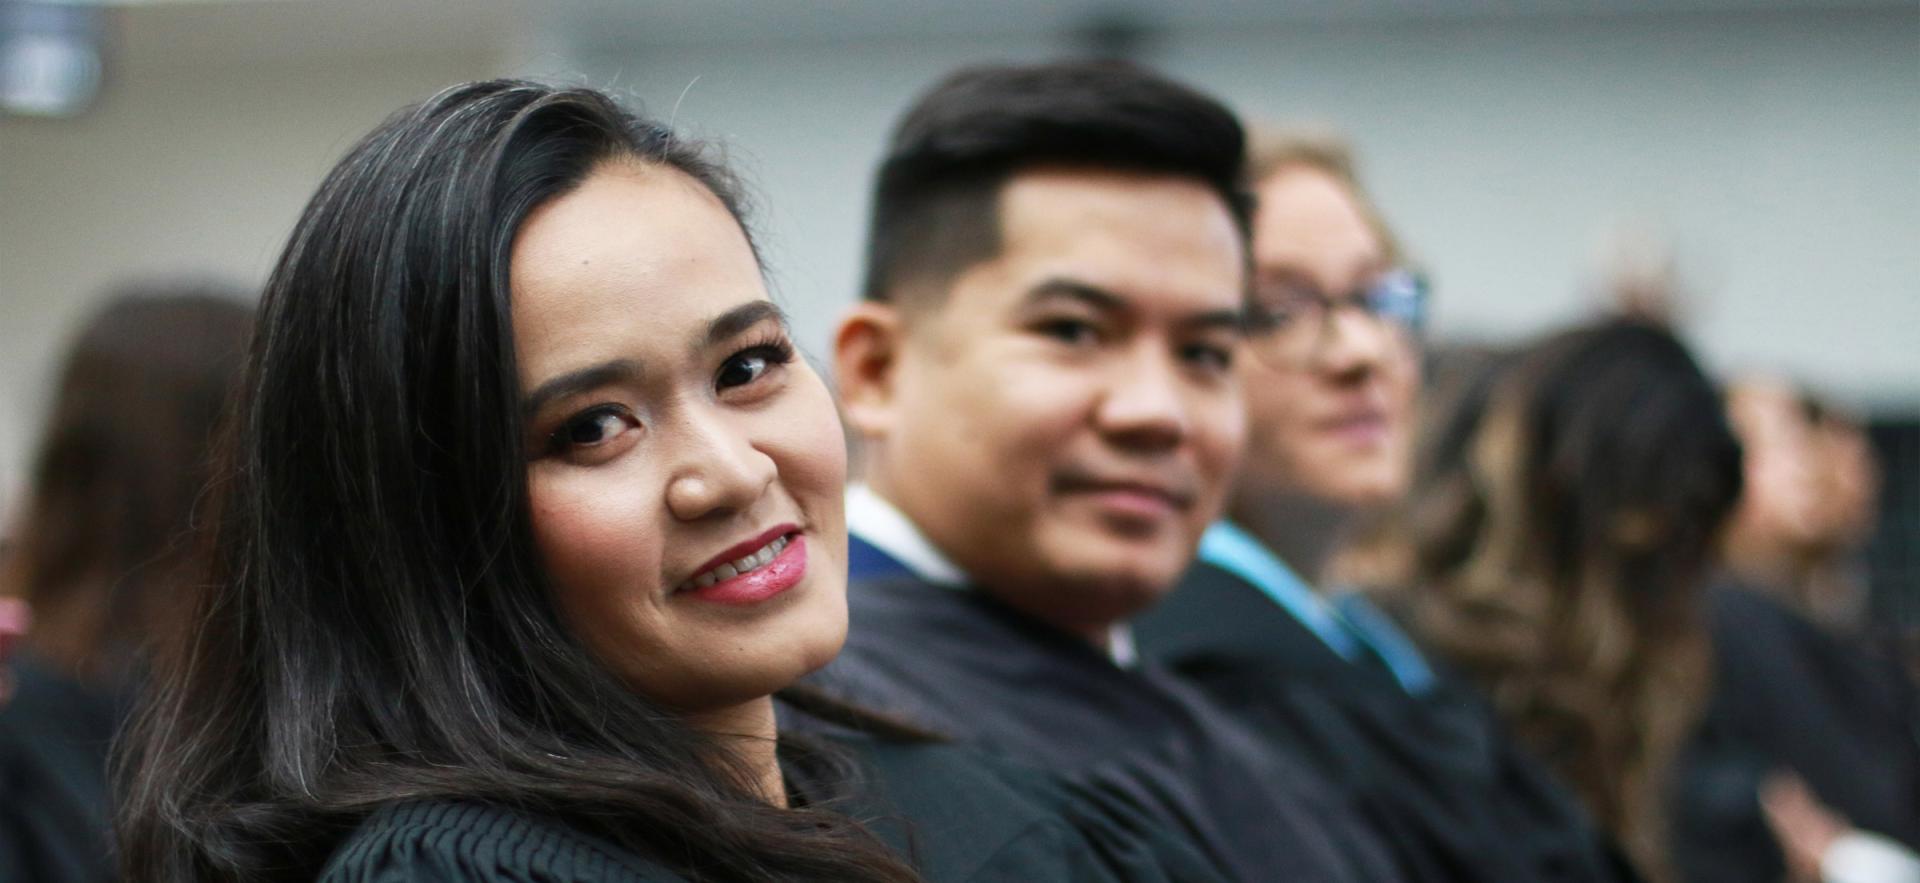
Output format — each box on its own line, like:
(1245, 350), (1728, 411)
(843, 484), (1138, 667)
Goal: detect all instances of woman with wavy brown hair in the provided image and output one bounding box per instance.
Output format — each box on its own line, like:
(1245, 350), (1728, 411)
(1395, 319), (1744, 882)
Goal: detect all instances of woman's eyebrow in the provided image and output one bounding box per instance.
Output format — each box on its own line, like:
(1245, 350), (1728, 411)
(522, 359), (643, 419)
(698, 300), (786, 349)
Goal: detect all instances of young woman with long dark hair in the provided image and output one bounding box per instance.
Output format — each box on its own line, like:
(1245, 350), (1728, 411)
(114, 80), (1202, 883)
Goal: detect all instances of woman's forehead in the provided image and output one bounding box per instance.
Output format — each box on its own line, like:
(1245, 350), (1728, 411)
(509, 165), (765, 377)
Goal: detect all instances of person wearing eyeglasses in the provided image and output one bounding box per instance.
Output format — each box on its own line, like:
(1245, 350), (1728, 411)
(1133, 133), (1640, 883)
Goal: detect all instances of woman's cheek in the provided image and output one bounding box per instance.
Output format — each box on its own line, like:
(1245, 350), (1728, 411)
(776, 370), (850, 494)
(529, 469), (666, 603)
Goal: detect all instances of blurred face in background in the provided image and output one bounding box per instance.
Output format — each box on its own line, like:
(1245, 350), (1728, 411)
(1237, 164), (1420, 511)
(838, 168), (1247, 640)
(1724, 379), (1823, 555)
(1808, 414), (1880, 548)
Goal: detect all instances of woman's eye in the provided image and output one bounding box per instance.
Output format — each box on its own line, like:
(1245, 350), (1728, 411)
(718, 354), (770, 389)
(1037, 318), (1100, 346)
(1253, 284), (1322, 330)
(717, 341), (794, 391)
(551, 406), (634, 452)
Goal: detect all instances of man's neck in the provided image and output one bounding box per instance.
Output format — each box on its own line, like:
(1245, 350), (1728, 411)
(855, 474), (1137, 665)
(1228, 490), (1361, 590)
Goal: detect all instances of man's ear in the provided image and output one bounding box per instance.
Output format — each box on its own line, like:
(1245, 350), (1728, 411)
(833, 301), (905, 441)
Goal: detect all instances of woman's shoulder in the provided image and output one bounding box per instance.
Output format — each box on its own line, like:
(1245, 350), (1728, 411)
(825, 736), (1224, 882)
(321, 800), (689, 883)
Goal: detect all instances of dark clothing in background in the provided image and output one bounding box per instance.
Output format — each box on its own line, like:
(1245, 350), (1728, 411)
(0, 658), (123, 883)
(1134, 560), (1640, 883)
(812, 570), (1409, 883)
(322, 735), (1212, 882)
(1673, 582), (1920, 883)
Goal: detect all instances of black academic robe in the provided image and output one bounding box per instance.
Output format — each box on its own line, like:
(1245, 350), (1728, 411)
(322, 734), (1212, 882)
(0, 657), (124, 883)
(812, 574), (1409, 883)
(1133, 562), (1641, 883)
(1671, 582), (1920, 883)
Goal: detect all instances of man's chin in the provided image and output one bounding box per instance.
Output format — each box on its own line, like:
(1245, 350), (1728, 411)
(1054, 559), (1182, 620)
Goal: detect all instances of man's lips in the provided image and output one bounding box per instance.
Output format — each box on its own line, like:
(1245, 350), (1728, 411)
(1053, 474), (1196, 519)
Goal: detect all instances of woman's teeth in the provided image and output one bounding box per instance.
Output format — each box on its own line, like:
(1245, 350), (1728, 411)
(687, 535), (790, 589)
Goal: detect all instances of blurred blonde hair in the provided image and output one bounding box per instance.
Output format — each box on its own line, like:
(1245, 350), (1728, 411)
(1247, 128), (1408, 266)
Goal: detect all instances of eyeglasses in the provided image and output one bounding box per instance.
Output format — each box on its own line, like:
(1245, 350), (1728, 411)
(1248, 268), (1430, 363)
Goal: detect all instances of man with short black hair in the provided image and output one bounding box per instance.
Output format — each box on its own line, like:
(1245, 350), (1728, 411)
(819, 60), (1404, 882)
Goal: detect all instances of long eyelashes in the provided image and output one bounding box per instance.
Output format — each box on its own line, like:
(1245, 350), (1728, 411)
(717, 334), (796, 390)
(739, 333), (796, 368)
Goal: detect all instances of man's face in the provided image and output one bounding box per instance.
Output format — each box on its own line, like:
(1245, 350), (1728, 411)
(1239, 165), (1420, 510)
(851, 168), (1248, 639)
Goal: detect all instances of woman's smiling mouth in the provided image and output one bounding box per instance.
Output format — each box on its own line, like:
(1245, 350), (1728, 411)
(676, 527), (808, 605)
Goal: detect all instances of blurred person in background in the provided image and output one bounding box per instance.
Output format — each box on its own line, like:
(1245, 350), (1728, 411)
(1670, 378), (1920, 883)
(1722, 378), (1883, 633)
(1392, 319), (1745, 883)
(115, 80), (1217, 883)
(822, 60), (1405, 882)
(1131, 135), (1635, 882)
(0, 286), (251, 883)
(1798, 402), (1881, 629)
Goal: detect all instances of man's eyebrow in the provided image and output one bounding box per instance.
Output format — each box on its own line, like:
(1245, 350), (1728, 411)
(1022, 278), (1127, 312)
(1026, 277), (1247, 335)
(522, 360), (643, 419)
(700, 300), (787, 349)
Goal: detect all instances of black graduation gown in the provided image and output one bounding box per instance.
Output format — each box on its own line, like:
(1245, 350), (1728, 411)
(0, 657), (124, 883)
(811, 574), (1409, 883)
(1671, 582), (1920, 883)
(322, 734), (1213, 882)
(1132, 562), (1640, 883)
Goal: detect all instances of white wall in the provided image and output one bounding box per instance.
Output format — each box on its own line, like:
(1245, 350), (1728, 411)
(2, 5), (1914, 514)
(574, 5), (1919, 401)
(565, 32), (1069, 365)
(0, 49), (505, 511)
(1164, 8), (1919, 403)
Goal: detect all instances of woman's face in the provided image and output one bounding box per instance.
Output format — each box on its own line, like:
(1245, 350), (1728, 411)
(1240, 165), (1420, 511)
(511, 159), (849, 714)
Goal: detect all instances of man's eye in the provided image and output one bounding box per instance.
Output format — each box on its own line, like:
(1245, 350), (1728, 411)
(1037, 318), (1099, 345)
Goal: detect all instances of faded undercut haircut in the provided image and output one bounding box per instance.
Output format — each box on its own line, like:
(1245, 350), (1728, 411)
(861, 59), (1254, 308)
